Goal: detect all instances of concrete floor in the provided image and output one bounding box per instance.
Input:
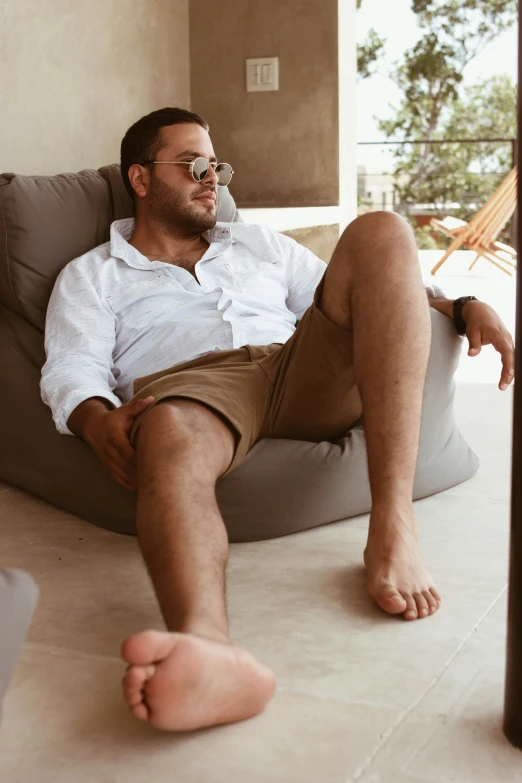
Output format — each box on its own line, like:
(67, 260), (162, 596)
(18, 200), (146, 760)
(0, 250), (520, 782)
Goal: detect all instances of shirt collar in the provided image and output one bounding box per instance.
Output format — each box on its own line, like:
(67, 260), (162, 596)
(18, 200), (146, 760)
(110, 217), (236, 270)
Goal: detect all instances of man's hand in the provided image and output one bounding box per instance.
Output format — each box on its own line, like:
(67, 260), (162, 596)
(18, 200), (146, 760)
(83, 397), (155, 491)
(463, 300), (515, 391)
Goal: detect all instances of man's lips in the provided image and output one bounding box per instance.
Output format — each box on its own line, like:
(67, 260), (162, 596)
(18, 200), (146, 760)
(194, 192), (216, 204)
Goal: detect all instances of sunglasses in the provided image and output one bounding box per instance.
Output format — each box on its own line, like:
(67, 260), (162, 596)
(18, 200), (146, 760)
(142, 157), (234, 187)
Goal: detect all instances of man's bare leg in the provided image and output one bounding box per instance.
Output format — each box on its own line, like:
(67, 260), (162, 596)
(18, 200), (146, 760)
(319, 211), (441, 621)
(121, 399), (276, 731)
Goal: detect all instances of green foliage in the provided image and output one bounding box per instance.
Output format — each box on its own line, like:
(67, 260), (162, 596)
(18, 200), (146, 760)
(357, 0), (516, 83)
(379, 1), (516, 142)
(387, 75), (516, 210)
(356, 0), (386, 80)
(358, 28), (387, 80)
(412, 0), (517, 34)
(409, 222), (442, 250)
(357, 194), (374, 212)
(373, 0), (517, 240)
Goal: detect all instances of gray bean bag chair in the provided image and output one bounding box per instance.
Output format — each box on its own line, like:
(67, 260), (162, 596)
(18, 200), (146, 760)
(0, 569), (38, 724)
(0, 165), (479, 542)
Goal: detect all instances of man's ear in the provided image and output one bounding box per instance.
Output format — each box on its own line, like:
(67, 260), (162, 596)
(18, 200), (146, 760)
(128, 163), (150, 199)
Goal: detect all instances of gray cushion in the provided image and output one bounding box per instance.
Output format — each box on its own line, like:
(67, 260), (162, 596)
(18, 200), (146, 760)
(0, 165), (240, 331)
(0, 165), (479, 541)
(0, 569), (38, 724)
(219, 307), (478, 541)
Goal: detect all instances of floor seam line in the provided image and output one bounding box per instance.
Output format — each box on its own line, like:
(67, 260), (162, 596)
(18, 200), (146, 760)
(275, 684), (401, 711)
(438, 493), (510, 500)
(23, 642), (122, 663)
(347, 586), (508, 783)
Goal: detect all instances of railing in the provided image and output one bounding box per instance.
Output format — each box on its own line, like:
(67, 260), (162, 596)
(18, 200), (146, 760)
(357, 138), (517, 249)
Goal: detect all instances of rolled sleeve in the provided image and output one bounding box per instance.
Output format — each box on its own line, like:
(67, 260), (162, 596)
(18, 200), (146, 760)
(51, 387), (122, 436)
(425, 282), (446, 299)
(40, 264), (121, 436)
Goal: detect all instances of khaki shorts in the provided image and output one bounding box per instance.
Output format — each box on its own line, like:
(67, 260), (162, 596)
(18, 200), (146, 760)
(129, 273), (363, 477)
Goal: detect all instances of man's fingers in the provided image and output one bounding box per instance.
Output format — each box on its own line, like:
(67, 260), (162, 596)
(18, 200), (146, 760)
(117, 471), (136, 491)
(105, 444), (135, 485)
(116, 474), (133, 491)
(107, 432), (136, 465)
(467, 329), (482, 356)
(499, 348), (516, 390)
(109, 463), (133, 490)
(490, 331), (515, 390)
(126, 396), (155, 417)
(114, 468), (135, 491)
(117, 438), (136, 466)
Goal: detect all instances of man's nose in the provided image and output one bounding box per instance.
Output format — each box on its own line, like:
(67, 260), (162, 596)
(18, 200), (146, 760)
(203, 164), (219, 186)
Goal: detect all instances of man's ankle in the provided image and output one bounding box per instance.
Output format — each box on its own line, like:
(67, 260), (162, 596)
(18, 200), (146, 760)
(370, 499), (415, 521)
(367, 503), (418, 545)
(176, 621), (230, 644)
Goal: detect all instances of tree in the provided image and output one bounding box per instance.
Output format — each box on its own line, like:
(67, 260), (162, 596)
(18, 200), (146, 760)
(357, 0), (386, 80)
(358, 28), (387, 79)
(376, 0), (517, 215)
(388, 74), (516, 214)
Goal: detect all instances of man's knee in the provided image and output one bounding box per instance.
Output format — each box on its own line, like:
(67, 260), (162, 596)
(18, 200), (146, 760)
(342, 210), (413, 245)
(134, 398), (236, 474)
(331, 211), (418, 279)
(335, 211), (415, 264)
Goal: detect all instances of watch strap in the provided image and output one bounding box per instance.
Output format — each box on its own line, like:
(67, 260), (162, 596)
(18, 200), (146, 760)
(453, 296), (478, 335)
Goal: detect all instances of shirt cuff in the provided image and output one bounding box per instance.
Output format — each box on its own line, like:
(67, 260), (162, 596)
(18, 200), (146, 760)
(425, 283), (446, 300)
(54, 389), (122, 436)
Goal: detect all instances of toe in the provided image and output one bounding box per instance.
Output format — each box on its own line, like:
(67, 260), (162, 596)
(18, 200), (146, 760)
(130, 702), (149, 721)
(423, 590), (439, 615)
(375, 584), (407, 615)
(429, 586), (442, 607)
(413, 592), (429, 618)
(122, 663), (156, 712)
(402, 593), (418, 620)
(121, 629), (177, 666)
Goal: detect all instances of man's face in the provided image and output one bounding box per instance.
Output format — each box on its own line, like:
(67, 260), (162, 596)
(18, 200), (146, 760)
(143, 123), (219, 234)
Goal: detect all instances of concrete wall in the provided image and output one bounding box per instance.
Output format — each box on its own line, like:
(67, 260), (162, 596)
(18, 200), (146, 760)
(338, 0), (357, 229)
(0, 0), (190, 175)
(190, 0), (340, 209)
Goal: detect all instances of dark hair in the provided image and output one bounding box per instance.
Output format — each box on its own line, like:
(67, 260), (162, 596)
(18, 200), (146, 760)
(120, 107), (209, 201)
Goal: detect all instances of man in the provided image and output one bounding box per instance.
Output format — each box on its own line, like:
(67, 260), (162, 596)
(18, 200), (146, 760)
(40, 107), (515, 733)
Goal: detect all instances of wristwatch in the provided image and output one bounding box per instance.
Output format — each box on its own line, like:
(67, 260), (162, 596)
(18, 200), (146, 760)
(453, 296), (478, 335)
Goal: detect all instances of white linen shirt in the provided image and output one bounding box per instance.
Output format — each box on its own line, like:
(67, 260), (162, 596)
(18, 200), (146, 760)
(40, 217), (328, 436)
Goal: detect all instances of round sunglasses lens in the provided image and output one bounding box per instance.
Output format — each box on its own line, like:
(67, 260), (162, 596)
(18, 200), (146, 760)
(216, 163), (233, 186)
(192, 157), (209, 182)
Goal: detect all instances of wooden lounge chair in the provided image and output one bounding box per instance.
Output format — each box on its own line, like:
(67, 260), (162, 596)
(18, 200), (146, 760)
(430, 166), (517, 276)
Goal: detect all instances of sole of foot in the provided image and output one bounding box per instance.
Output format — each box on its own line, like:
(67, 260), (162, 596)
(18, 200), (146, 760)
(121, 629), (276, 732)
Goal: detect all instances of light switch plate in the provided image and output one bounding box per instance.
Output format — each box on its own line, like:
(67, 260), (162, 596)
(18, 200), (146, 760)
(246, 57), (279, 92)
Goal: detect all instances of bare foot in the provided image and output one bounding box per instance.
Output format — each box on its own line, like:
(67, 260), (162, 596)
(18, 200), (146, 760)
(363, 507), (441, 621)
(121, 629), (276, 731)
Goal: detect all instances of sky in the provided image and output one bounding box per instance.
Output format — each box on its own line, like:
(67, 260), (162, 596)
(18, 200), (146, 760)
(356, 0), (518, 171)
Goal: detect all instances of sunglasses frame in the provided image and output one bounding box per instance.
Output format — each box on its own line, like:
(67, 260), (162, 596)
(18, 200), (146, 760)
(142, 157), (234, 186)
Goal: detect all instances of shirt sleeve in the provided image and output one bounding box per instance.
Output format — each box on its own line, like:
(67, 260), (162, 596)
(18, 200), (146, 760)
(272, 232), (328, 320)
(40, 263), (122, 436)
(425, 282), (447, 299)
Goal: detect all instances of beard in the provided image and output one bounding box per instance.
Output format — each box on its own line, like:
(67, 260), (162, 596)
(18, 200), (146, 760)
(147, 173), (217, 236)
